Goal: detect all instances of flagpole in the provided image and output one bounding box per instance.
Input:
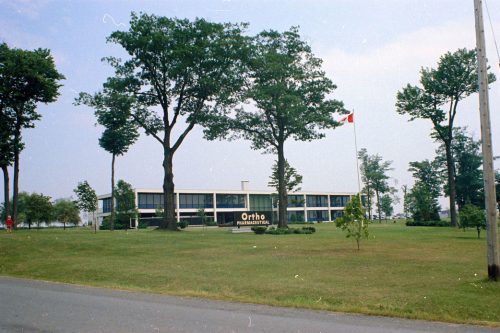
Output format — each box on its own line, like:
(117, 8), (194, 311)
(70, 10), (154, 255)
(352, 110), (361, 194)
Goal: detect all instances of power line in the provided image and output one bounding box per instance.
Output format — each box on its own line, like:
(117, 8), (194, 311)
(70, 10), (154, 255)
(484, 0), (500, 67)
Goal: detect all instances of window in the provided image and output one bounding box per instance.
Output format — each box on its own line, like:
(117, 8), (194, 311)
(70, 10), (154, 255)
(330, 195), (350, 207)
(331, 210), (344, 220)
(287, 211), (305, 223)
(216, 194), (245, 208)
(249, 195), (272, 211)
(138, 193), (164, 209)
(307, 210), (329, 222)
(306, 195), (328, 207)
(102, 198), (112, 213)
(288, 195), (304, 207)
(178, 194), (213, 209)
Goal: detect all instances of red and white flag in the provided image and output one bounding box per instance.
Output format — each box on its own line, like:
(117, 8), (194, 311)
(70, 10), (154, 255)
(339, 113), (354, 123)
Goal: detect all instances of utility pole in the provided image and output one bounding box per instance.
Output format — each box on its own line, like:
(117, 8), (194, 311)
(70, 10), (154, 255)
(473, 0), (499, 281)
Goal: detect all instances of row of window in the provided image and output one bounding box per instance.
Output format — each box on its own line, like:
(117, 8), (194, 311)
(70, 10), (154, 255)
(117, 193), (352, 210)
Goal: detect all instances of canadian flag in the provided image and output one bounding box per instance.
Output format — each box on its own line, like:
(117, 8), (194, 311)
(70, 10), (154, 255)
(340, 113), (354, 123)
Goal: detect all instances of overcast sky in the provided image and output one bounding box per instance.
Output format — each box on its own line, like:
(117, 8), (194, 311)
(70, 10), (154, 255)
(1, 0), (499, 213)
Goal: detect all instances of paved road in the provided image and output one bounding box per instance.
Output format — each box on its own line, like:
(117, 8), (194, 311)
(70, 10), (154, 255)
(0, 277), (498, 333)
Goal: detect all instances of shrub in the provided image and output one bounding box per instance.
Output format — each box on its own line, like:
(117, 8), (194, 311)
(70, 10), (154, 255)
(251, 226), (267, 234)
(100, 217), (129, 230)
(138, 220), (148, 229)
(405, 220), (450, 227)
(302, 226), (316, 233)
(177, 220), (189, 229)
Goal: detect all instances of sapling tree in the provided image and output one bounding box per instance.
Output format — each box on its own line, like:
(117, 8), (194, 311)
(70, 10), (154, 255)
(335, 195), (369, 250)
(459, 204), (486, 238)
(74, 181), (98, 232)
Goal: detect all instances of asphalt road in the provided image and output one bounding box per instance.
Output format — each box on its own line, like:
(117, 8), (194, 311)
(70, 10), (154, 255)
(0, 276), (498, 333)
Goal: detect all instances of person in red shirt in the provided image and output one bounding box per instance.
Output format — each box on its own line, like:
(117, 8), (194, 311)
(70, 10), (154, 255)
(5, 215), (13, 233)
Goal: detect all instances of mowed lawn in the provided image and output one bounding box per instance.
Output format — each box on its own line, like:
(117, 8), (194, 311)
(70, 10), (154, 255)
(1, 223), (499, 326)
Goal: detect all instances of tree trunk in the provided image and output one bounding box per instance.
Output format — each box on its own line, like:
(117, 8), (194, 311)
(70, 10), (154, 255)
(162, 146), (177, 230)
(63, 220), (66, 230)
(444, 143), (458, 227)
(12, 122), (21, 225)
(365, 186), (372, 220)
(2, 165), (9, 218)
(375, 189), (382, 223)
(277, 141), (288, 228)
(110, 153), (116, 231)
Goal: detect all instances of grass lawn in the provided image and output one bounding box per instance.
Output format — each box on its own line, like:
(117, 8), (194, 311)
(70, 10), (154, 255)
(1, 222), (499, 326)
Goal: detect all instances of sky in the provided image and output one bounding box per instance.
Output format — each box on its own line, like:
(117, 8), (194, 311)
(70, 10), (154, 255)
(1, 0), (500, 214)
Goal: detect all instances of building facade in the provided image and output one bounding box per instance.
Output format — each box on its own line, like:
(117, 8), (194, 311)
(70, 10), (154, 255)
(97, 187), (355, 227)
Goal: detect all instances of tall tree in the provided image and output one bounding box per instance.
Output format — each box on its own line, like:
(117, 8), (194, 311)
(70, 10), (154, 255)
(396, 48), (495, 227)
(74, 181), (98, 232)
(53, 199), (81, 230)
(435, 128), (483, 210)
(104, 13), (248, 230)
(408, 160), (442, 222)
(0, 43), (64, 224)
(204, 27), (346, 228)
(75, 91), (139, 231)
(0, 110), (15, 218)
(358, 148), (394, 222)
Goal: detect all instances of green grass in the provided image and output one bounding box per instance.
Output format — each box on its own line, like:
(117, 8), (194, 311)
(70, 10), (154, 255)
(1, 223), (499, 326)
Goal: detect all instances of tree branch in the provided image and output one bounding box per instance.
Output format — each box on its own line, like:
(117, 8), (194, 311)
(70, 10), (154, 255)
(130, 113), (164, 145)
(170, 79), (187, 131)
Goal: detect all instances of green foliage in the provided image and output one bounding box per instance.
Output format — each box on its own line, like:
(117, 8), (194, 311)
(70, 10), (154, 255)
(268, 159), (303, 193)
(75, 91), (139, 157)
(138, 219), (149, 229)
(52, 199), (80, 230)
(358, 148), (395, 222)
(250, 226), (315, 235)
(407, 160), (441, 222)
(20, 192), (53, 229)
(101, 217), (129, 230)
(436, 128), (484, 209)
(177, 220), (189, 229)
(459, 204), (486, 238)
(380, 194), (394, 220)
(197, 208), (207, 226)
(251, 226), (267, 234)
(396, 48), (496, 227)
(0, 43), (64, 223)
(335, 195), (368, 250)
(115, 180), (137, 225)
(73, 181), (97, 213)
(405, 220), (450, 227)
(104, 13), (249, 230)
(204, 27), (346, 229)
